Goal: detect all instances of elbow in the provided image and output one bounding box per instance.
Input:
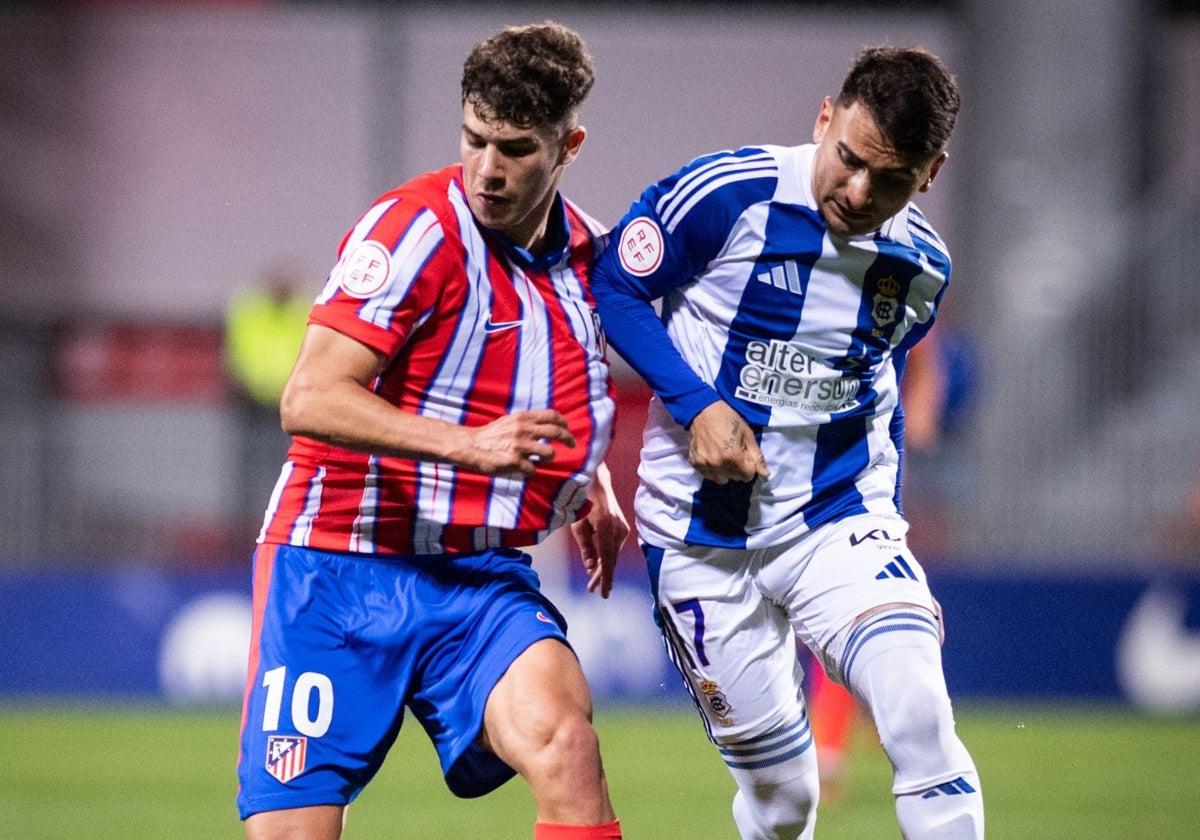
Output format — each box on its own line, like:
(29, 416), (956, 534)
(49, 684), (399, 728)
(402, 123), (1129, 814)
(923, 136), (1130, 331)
(278, 376), (316, 438)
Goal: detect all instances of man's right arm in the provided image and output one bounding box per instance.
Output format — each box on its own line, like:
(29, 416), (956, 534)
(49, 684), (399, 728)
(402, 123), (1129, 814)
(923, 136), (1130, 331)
(280, 324), (575, 477)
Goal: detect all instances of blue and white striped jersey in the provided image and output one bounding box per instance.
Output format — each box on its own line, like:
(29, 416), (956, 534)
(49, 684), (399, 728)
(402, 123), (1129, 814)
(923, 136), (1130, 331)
(591, 143), (951, 550)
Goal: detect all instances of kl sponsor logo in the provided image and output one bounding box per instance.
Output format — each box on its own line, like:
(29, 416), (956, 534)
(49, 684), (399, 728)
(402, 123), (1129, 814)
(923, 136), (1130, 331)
(266, 735), (308, 784)
(849, 528), (903, 547)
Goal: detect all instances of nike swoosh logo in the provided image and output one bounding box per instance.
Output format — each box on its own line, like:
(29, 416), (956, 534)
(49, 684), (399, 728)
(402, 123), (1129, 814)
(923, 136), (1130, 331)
(484, 318), (524, 334)
(1116, 584), (1200, 713)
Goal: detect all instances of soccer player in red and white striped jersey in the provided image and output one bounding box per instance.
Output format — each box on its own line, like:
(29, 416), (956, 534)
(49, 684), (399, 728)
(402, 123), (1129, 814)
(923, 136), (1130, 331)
(238, 22), (624, 840)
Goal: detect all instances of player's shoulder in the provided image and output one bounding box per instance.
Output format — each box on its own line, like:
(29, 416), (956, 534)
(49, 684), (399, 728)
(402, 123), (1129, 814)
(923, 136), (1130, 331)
(880, 202), (952, 278)
(359, 165), (468, 247)
(651, 144), (785, 229)
(904, 203), (950, 256)
(677, 144), (784, 180)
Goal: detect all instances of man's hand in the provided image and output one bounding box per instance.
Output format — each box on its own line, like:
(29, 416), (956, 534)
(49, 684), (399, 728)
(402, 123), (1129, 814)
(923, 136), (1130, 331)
(570, 464), (629, 598)
(449, 409), (576, 476)
(687, 400), (769, 484)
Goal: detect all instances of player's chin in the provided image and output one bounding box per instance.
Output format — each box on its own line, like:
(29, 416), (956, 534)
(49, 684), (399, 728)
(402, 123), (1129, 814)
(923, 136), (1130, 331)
(825, 204), (879, 237)
(468, 197), (510, 228)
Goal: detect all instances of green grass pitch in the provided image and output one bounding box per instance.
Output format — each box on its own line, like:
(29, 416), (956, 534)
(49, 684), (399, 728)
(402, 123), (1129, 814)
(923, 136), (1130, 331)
(1, 702), (1197, 838)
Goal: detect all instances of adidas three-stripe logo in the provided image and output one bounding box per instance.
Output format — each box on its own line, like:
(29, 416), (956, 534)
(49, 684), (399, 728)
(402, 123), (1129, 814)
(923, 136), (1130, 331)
(921, 776), (977, 799)
(876, 554), (919, 581)
(756, 260), (804, 295)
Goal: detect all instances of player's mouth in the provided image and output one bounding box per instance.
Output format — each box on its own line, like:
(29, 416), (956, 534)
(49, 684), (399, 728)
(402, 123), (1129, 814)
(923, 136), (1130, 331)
(476, 191), (509, 211)
(829, 200), (875, 232)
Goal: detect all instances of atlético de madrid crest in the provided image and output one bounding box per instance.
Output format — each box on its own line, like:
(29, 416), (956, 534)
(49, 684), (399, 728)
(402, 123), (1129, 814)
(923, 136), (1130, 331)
(266, 735), (307, 784)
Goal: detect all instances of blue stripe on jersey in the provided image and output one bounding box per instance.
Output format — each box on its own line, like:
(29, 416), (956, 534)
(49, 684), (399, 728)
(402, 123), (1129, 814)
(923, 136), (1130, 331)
(836, 245), (925, 383)
(804, 408), (871, 526)
(889, 344), (911, 512)
(799, 239), (930, 526)
(684, 476), (757, 547)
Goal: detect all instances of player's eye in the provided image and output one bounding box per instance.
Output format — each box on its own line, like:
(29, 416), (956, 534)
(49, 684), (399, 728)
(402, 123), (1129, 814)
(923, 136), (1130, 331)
(877, 172), (915, 191)
(498, 142), (537, 158)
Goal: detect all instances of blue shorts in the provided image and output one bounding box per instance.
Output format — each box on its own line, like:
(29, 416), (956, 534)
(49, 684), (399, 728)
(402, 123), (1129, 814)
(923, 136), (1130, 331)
(236, 543), (570, 819)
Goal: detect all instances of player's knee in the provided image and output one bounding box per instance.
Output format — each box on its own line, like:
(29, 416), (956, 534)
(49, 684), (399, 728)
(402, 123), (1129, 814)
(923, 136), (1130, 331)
(525, 712), (603, 780)
(837, 607), (972, 790)
(731, 775), (818, 840)
(721, 720), (819, 838)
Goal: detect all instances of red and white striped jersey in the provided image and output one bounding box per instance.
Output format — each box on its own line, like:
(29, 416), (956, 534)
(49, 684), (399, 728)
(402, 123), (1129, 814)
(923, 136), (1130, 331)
(258, 165), (616, 555)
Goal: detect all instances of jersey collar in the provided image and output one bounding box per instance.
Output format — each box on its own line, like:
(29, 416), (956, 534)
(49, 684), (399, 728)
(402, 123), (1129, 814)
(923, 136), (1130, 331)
(483, 194), (570, 272)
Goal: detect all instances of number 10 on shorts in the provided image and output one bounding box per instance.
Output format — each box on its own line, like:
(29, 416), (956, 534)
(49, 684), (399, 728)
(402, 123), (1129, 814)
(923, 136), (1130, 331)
(261, 665), (335, 737)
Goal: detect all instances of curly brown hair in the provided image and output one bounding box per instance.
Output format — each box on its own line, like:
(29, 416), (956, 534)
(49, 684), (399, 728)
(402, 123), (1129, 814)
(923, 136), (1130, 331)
(461, 21), (595, 131)
(837, 46), (960, 161)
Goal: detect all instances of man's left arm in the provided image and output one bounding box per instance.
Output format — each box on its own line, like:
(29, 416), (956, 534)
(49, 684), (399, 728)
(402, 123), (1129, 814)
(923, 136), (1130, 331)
(570, 463), (629, 599)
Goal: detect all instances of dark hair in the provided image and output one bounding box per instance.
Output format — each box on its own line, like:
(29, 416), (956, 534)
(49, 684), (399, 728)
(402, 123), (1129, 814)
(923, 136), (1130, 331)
(837, 46), (960, 161)
(462, 21), (595, 130)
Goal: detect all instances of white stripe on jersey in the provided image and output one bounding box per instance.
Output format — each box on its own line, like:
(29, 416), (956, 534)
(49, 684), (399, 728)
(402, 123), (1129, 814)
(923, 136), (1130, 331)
(408, 185), (495, 552)
(291, 464), (325, 547)
(657, 152), (777, 233)
(485, 266), (551, 531)
(548, 262), (615, 480)
(543, 471), (591, 535)
(257, 461), (295, 544)
(349, 457), (381, 553)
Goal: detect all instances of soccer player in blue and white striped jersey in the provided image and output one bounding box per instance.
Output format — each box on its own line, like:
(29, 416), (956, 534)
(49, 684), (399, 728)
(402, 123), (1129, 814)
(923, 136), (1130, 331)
(592, 46), (982, 839)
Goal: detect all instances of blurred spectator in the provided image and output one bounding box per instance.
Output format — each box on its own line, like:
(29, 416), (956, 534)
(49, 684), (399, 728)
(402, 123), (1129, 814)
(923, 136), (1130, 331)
(222, 266), (310, 542)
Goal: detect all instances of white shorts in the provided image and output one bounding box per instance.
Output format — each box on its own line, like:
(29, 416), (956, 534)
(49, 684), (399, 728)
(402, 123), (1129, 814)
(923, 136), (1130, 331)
(647, 512), (936, 742)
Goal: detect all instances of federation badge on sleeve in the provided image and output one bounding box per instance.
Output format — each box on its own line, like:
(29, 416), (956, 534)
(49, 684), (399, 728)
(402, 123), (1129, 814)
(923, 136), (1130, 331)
(617, 216), (664, 277)
(265, 735), (308, 784)
(336, 240), (392, 298)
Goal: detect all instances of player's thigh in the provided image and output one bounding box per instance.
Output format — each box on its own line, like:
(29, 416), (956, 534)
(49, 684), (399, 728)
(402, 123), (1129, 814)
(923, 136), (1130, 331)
(244, 804), (343, 840)
(774, 514), (937, 677)
(482, 637), (594, 771)
(649, 544), (802, 740)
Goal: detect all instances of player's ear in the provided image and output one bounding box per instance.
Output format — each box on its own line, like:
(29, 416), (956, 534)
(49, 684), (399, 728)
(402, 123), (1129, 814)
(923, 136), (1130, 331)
(560, 126), (586, 166)
(918, 151), (948, 193)
(812, 97), (834, 143)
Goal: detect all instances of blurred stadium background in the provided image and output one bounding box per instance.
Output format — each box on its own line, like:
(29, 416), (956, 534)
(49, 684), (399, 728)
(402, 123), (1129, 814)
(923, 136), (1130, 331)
(1, 0), (1199, 836)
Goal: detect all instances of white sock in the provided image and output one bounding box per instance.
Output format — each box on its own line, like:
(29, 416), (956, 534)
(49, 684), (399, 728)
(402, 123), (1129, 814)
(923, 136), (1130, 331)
(895, 772), (984, 839)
